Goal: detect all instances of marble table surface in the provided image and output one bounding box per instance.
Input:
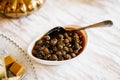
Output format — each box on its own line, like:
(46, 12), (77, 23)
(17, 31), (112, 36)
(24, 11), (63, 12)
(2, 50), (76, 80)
(0, 0), (120, 80)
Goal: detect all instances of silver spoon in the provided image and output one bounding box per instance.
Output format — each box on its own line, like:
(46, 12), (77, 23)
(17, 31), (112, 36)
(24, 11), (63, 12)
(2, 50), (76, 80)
(46, 20), (113, 36)
(65, 20), (113, 31)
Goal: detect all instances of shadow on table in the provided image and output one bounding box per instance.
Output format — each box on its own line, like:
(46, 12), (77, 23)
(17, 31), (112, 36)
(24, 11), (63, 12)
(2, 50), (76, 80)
(0, 15), (12, 26)
(78, 0), (96, 4)
(68, 0), (103, 6)
(66, 0), (96, 4)
(0, 14), (25, 25)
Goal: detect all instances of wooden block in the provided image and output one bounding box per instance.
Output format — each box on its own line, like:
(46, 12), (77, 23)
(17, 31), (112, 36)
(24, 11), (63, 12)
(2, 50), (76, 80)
(4, 55), (15, 68)
(9, 62), (24, 76)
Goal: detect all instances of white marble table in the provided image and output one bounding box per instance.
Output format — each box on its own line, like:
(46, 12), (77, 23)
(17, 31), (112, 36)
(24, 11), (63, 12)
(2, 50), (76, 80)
(0, 0), (120, 80)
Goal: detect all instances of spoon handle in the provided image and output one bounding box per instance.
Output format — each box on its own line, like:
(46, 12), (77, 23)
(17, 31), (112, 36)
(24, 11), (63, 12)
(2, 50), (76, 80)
(76, 20), (113, 30)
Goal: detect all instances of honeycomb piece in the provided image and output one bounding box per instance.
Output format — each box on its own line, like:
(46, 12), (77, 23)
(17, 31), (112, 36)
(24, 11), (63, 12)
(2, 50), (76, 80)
(4, 55), (15, 68)
(9, 61), (24, 76)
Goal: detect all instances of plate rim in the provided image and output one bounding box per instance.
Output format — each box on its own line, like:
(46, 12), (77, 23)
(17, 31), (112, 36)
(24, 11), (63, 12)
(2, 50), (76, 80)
(0, 34), (38, 80)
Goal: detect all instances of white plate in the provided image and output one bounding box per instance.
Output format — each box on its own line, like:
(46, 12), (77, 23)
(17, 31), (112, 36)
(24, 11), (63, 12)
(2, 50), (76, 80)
(0, 34), (38, 80)
(27, 27), (88, 65)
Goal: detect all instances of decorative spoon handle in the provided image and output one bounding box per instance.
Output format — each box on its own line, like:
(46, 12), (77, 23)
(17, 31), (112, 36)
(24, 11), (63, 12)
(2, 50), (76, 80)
(74, 20), (113, 30)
